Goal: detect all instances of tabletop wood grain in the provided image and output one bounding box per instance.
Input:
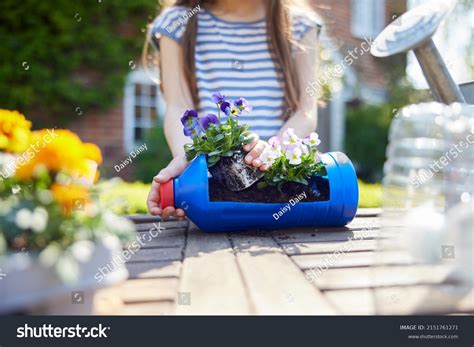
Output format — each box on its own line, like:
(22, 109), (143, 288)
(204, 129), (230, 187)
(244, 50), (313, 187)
(94, 209), (474, 315)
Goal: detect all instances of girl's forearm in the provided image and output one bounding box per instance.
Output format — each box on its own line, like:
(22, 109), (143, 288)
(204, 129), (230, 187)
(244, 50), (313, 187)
(163, 104), (192, 158)
(278, 109), (317, 139)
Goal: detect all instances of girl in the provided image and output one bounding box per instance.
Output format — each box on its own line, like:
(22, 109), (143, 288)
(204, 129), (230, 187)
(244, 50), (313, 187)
(146, 0), (321, 219)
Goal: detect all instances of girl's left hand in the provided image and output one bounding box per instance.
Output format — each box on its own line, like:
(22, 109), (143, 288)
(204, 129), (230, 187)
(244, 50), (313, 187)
(243, 133), (270, 171)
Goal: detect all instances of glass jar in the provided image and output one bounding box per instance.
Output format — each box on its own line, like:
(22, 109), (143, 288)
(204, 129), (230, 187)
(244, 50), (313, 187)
(374, 102), (473, 314)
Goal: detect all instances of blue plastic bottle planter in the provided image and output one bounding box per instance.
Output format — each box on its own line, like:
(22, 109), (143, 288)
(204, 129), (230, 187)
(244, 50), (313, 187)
(160, 152), (359, 232)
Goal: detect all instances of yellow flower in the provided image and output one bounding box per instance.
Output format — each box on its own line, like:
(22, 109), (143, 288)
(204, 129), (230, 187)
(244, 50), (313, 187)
(15, 129), (103, 182)
(51, 183), (91, 216)
(0, 109), (32, 153)
(83, 143), (103, 165)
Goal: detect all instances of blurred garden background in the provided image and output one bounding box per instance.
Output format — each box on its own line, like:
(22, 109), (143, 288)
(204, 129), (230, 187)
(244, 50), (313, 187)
(1, 0), (472, 214)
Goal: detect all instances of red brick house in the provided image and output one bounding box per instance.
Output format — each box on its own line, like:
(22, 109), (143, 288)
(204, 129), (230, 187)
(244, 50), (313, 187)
(70, 0), (407, 179)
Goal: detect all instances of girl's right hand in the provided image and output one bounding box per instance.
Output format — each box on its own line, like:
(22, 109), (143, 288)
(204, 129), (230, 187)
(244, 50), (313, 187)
(147, 154), (189, 220)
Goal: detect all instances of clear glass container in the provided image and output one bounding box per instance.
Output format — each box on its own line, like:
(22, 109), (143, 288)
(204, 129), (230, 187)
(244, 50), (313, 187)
(374, 102), (473, 314)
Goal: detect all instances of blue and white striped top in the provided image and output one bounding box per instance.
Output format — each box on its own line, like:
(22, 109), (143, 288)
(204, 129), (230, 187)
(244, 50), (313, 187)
(152, 6), (321, 139)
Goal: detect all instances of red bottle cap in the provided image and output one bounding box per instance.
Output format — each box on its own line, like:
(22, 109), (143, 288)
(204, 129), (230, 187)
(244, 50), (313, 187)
(160, 180), (175, 209)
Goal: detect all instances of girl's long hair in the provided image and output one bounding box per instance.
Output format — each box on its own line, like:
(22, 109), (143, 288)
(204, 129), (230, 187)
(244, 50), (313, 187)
(144, 0), (315, 119)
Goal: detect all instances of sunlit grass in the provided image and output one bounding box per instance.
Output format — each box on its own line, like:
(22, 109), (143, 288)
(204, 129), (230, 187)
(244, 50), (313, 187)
(96, 178), (150, 215)
(358, 180), (382, 208)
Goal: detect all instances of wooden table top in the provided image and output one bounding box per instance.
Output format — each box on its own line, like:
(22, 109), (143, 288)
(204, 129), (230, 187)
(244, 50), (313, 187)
(93, 209), (474, 315)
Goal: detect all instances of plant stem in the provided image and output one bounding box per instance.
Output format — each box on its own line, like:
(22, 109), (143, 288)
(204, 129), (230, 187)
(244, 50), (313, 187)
(196, 119), (206, 134)
(216, 104), (221, 121)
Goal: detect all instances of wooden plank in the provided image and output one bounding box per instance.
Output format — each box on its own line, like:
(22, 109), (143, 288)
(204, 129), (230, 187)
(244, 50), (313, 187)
(124, 230), (185, 249)
(119, 278), (178, 303)
(136, 234), (185, 249)
(346, 217), (382, 229)
(292, 250), (414, 270)
(282, 239), (377, 255)
(127, 215), (188, 227)
(325, 285), (474, 315)
(121, 301), (174, 315)
(356, 208), (382, 217)
(127, 214), (164, 223)
(93, 287), (125, 315)
(176, 226), (251, 315)
(273, 228), (379, 244)
(126, 261), (181, 279)
(231, 233), (335, 315)
(128, 247), (182, 263)
(307, 265), (453, 290)
(135, 222), (188, 233)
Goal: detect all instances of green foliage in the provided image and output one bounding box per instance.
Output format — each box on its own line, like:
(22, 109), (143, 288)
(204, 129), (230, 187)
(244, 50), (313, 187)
(97, 178), (149, 215)
(184, 111), (253, 167)
(345, 103), (393, 182)
(134, 125), (173, 182)
(345, 63), (429, 182)
(0, 0), (159, 126)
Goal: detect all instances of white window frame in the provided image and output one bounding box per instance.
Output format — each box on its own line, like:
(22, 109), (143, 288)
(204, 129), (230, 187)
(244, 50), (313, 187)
(123, 68), (164, 153)
(351, 0), (386, 39)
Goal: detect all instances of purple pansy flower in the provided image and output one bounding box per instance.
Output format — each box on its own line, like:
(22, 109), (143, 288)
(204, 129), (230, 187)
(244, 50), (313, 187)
(181, 109), (199, 136)
(220, 101), (231, 115)
(234, 98), (252, 112)
(199, 113), (219, 130)
(211, 92), (225, 104)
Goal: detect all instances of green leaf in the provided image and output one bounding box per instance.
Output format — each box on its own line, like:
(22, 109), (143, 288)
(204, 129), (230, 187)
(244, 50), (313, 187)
(293, 177), (309, 185)
(272, 176), (282, 183)
(208, 150), (222, 156)
(214, 133), (225, 141)
(207, 156), (220, 165)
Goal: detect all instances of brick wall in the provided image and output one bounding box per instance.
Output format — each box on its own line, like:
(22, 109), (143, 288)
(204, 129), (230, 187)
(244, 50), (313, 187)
(69, 103), (132, 179)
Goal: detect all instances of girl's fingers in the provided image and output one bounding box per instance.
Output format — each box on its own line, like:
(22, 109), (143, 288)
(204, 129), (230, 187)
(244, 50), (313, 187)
(245, 140), (267, 164)
(154, 155), (188, 183)
(161, 206), (176, 219)
(147, 180), (162, 215)
(259, 164), (270, 171)
(174, 208), (186, 220)
(252, 158), (262, 168)
(242, 133), (259, 152)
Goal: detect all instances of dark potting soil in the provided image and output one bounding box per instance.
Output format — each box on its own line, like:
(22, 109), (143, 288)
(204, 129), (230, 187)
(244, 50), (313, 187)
(208, 176), (330, 203)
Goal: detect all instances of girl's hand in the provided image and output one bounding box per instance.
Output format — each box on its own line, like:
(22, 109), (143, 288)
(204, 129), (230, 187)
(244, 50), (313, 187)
(147, 154), (189, 220)
(243, 133), (270, 171)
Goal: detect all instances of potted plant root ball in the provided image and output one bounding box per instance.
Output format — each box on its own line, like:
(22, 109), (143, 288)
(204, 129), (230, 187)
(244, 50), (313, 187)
(182, 93), (263, 191)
